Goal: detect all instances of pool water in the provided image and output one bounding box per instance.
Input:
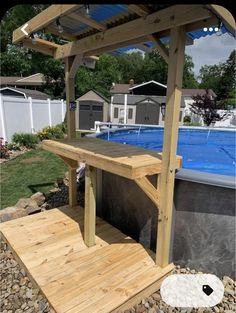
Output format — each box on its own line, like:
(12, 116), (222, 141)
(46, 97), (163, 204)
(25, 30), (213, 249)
(98, 128), (236, 176)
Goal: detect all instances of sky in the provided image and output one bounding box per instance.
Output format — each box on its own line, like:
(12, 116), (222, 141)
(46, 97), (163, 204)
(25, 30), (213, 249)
(185, 32), (235, 77)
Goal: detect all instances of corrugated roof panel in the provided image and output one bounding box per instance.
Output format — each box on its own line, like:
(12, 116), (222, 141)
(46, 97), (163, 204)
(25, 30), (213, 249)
(116, 25), (231, 54)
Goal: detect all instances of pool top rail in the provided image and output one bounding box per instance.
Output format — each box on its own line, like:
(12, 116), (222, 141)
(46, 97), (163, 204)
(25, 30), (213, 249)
(42, 138), (182, 179)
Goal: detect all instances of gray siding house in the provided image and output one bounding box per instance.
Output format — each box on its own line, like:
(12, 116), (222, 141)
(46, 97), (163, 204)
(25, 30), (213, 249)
(110, 80), (185, 126)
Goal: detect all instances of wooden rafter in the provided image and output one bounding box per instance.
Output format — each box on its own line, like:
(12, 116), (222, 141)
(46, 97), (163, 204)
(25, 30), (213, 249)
(128, 5), (150, 16)
(70, 12), (106, 31)
(207, 5), (235, 36)
(45, 26), (77, 41)
(22, 38), (57, 56)
(13, 5), (80, 44)
(54, 5), (212, 59)
(148, 34), (169, 64)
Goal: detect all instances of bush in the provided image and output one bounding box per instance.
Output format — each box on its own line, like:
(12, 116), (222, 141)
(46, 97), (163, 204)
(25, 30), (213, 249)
(0, 137), (10, 159)
(12, 133), (39, 149)
(37, 125), (65, 141)
(7, 142), (21, 151)
(183, 115), (191, 123)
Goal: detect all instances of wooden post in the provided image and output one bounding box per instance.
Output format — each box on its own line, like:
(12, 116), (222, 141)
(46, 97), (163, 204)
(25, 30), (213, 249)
(65, 56), (81, 207)
(65, 56), (76, 139)
(156, 26), (186, 267)
(84, 165), (97, 247)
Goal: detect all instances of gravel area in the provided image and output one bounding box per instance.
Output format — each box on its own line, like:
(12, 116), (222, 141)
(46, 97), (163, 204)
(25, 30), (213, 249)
(0, 239), (55, 313)
(0, 237), (235, 313)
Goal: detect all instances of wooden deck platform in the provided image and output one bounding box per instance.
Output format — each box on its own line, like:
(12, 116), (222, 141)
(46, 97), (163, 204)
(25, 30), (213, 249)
(42, 138), (182, 179)
(0, 206), (174, 313)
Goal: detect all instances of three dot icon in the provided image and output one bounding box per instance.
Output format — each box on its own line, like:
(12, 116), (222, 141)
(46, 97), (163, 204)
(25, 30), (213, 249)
(203, 27), (219, 32)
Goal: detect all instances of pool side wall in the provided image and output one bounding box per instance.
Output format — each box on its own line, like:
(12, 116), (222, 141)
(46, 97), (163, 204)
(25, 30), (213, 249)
(97, 170), (235, 279)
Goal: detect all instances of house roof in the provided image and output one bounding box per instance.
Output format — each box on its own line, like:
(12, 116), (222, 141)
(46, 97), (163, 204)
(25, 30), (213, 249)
(0, 73), (46, 86)
(111, 81), (216, 98)
(77, 89), (109, 103)
(112, 94), (186, 108)
(0, 87), (51, 100)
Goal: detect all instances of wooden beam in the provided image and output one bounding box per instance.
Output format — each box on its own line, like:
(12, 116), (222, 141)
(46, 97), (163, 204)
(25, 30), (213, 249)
(70, 12), (106, 31)
(58, 155), (78, 168)
(208, 5), (236, 36)
(68, 54), (83, 78)
(13, 5), (80, 44)
(128, 5), (150, 16)
(135, 177), (160, 207)
(23, 39), (55, 56)
(84, 165), (96, 247)
(148, 34), (169, 63)
(156, 25), (186, 267)
(54, 5), (212, 59)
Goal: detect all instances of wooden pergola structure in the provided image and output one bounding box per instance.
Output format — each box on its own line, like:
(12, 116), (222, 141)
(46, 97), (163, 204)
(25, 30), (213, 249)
(4, 4), (234, 312)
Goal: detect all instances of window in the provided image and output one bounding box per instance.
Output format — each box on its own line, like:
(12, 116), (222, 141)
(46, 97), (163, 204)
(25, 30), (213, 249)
(92, 105), (103, 111)
(128, 108), (133, 119)
(114, 107), (119, 118)
(80, 104), (90, 111)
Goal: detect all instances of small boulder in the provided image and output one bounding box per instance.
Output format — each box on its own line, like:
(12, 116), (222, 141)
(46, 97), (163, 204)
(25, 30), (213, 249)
(0, 207), (27, 223)
(15, 198), (40, 215)
(15, 198), (38, 209)
(30, 192), (45, 206)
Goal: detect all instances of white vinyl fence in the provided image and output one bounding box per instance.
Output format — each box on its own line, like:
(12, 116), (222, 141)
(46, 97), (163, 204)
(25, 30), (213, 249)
(0, 95), (66, 142)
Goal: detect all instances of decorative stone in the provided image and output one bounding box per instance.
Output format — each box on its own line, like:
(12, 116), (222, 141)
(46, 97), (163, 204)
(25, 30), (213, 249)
(0, 207), (27, 223)
(30, 192), (45, 206)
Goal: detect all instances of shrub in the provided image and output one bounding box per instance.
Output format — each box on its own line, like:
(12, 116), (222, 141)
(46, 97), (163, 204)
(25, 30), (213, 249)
(7, 142), (21, 151)
(0, 137), (10, 159)
(183, 115), (191, 123)
(12, 133), (39, 149)
(37, 125), (65, 141)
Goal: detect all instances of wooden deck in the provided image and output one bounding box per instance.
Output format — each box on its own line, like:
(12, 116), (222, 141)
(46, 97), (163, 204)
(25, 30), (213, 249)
(42, 138), (182, 179)
(0, 206), (174, 313)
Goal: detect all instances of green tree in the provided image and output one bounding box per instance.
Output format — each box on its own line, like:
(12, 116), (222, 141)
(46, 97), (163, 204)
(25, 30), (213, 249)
(198, 64), (224, 93)
(183, 55), (199, 88)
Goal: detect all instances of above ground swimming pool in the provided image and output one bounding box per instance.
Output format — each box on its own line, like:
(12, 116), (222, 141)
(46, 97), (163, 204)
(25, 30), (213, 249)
(98, 127), (236, 176)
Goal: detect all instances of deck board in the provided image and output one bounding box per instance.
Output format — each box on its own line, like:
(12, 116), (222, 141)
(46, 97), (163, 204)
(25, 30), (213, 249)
(42, 138), (182, 179)
(0, 206), (174, 313)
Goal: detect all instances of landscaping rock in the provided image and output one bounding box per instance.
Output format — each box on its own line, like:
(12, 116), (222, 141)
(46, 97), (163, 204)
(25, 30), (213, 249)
(0, 207), (27, 223)
(30, 192), (45, 206)
(15, 198), (41, 215)
(0, 238), (52, 313)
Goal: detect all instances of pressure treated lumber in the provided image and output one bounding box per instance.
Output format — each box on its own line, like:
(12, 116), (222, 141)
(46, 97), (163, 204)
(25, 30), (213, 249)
(156, 26), (186, 267)
(0, 206), (175, 313)
(42, 138), (182, 180)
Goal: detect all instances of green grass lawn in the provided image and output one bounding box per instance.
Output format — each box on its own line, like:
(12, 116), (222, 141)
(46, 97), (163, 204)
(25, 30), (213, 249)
(0, 148), (67, 209)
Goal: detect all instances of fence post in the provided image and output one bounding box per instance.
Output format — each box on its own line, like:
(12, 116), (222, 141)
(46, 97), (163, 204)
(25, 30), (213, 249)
(110, 96), (113, 122)
(28, 97), (35, 133)
(61, 99), (65, 122)
(47, 98), (52, 126)
(0, 94), (7, 141)
(124, 94), (127, 124)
